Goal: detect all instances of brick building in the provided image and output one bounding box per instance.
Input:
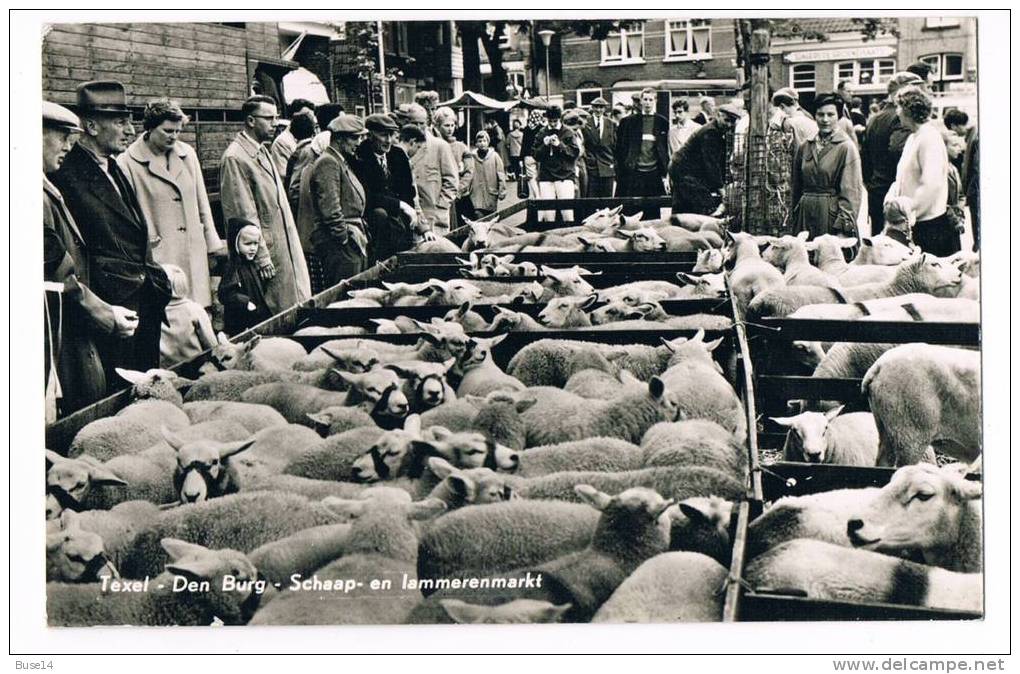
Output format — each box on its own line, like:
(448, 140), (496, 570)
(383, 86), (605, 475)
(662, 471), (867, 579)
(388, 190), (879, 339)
(559, 19), (740, 114)
(42, 21), (297, 200)
(896, 17), (978, 119)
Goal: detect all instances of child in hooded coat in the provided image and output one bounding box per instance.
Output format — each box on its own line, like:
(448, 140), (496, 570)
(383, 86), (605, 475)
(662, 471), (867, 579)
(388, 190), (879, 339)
(218, 218), (273, 336)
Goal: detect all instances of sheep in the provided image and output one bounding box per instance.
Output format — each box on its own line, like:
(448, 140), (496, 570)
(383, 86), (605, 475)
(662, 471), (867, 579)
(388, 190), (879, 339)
(46, 510), (119, 583)
(242, 474), (375, 501)
(537, 294), (599, 328)
(115, 399), (190, 427)
(746, 285), (847, 322)
(762, 232), (842, 288)
(515, 437), (644, 477)
(847, 463), (982, 573)
(117, 491), (347, 579)
(424, 457), (516, 510)
(809, 234), (901, 286)
(455, 333), (526, 397)
(460, 217), (530, 251)
(746, 487), (882, 559)
(596, 279), (686, 304)
(466, 390), (536, 451)
(47, 538), (272, 626)
(229, 424), (323, 477)
(380, 318), (471, 363)
(592, 551), (727, 623)
(282, 426), (387, 481)
(442, 301), (488, 332)
(246, 522), (352, 586)
(291, 325), (369, 337)
(385, 358), (457, 414)
(725, 231), (785, 318)
(419, 398), (484, 433)
(670, 212), (731, 234)
(576, 226), (667, 252)
(673, 271), (728, 299)
(693, 247), (725, 273)
(248, 495), (447, 625)
(239, 382), (352, 425)
(653, 225), (716, 251)
(589, 299), (667, 325)
(292, 344), (379, 373)
(504, 465), (744, 505)
(834, 253), (964, 303)
(69, 501), (163, 572)
(564, 368), (641, 399)
(744, 539), (981, 613)
(68, 405), (189, 461)
(438, 599), (572, 624)
(507, 338), (669, 388)
(852, 233), (915, 266)
(668, 496), (738, 567)
(305, 405), (377, 436)
(46, 452), (127, 520)
(415, 236), (462, 253)
(485, 306), (547, 332)
(656, 330), (745, 436)
(864, 343), (981, 466)
(520, 376), (681, 447)
(786, 292), (944, 321)
(112, 367), (196, 406)
(771, 407), (880, 465)
(640, 419), (747, 480)
(856, 297), (979, 323)
(162, 427), (257, 504)
(184, 370), (303, 403)
(181, 400), (287, 433)
(208, 332), (306, 371)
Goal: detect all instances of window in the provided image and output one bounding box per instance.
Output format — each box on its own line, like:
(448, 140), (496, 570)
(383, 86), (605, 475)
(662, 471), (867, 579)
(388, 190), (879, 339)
(664, 19), (712, 60)
(834, 59), (897, 86)
(601, 26), (644, 65)
(925, 18), (961, 29)
(576, 88), (603, 107)
(791, 64), (815, 92)
(922, 53), (965, 84)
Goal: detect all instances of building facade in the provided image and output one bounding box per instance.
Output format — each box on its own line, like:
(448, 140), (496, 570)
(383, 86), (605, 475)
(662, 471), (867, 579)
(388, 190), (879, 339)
(896, 16), (978, 119)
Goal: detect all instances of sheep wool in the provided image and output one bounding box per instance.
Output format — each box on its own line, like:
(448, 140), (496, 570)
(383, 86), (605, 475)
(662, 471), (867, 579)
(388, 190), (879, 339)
(248, 522), (353, 586)
(506, 466), (744, 505)
(640, 420), (747, 481)
(182, 401), (287, 433)
(241, 382), (350, 425)
(282, 426), (386, 481)
(516, 438), (644, 477)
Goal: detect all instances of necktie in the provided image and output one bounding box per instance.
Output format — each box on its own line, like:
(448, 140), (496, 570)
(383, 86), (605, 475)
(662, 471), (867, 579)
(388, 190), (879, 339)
(378, 153), (390, 180)
(107, 159), (146, 225)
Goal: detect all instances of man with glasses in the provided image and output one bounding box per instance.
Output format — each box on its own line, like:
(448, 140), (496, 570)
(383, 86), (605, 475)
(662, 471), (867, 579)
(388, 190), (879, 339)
(220, 95), (310, 314)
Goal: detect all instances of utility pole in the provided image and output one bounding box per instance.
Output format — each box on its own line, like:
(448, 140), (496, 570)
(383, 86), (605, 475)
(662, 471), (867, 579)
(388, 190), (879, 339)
(744, 22), (771, 231)
(377, 20), (389, 112)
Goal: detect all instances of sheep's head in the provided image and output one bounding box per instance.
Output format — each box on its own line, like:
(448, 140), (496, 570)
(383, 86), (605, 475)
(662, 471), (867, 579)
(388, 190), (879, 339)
(427, 457), (517, 508)
(902, 253), (964, 296)
(580, 205), (624, 233)
(322, 494), (446, 563)
(337, 369), (410, 417)
(693, 248), (725, 273)
(116, 368), (194, 404)
(350, 415), (426, 483)
(160, 538), (266, 623)
(770, 406), (844, 463)
(790, 340), (826, 370)
(676, 271), (727, 298)
(387, 358), (456, 410)
(857, 235), (914, 266)
(46, 510), (119, 582)
(413, 318), (471, 360)
(539, 265), (599, 297)
(761, 234), (806, 270)
(464, 219), (495, 249)
(46, 451), (126, 519)
(442, 301), (481, 328)
(440, 598), (571, 624)
(589, 299), (658, 325)
(615, 226), (667, 252)
(537, 294), (597, 328)
(319, 345), (379, 373)
(948, 251), (980, 278)
(669, 496), (737, 566)
(420, 427), (519, 472)
(164, 428), (256, 504)
(660, 330), (725, 373)
(508, 261), (538, 277)
(486, 307), (525, 332)
(208, 332), (261, 370)
(510, 281), (545, 304)
(806, 234), (857, 263)
(577, 235), (617, 253)
(456, 333), (507, 374)
(645, 375), (681, 422)
(575, 484), (675, 555)
(846, 463), (982, 558)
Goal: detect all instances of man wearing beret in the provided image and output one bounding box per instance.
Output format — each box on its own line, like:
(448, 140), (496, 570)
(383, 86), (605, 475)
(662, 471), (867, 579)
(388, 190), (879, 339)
(51, 81), (172, 390)
(615, 87), (670, 219)
(352, 113), (419, 263)
(43, 101), (141, 415)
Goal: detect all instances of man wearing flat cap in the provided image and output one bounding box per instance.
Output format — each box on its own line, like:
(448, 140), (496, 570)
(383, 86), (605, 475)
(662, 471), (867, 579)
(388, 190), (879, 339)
(51, 81), (172, 390)
(615, 87), (670, 219)
(43, 101), (141, 415)
(582, 97), (616, 201)
(668, 103), (742, 215)
(220, 94), (311, 314)
(353, 113), (419, 263)
(304, 115), (370, 288)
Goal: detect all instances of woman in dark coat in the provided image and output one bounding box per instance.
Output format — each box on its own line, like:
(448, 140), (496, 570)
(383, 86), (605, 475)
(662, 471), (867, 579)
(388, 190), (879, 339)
(790, 94), (863, 237)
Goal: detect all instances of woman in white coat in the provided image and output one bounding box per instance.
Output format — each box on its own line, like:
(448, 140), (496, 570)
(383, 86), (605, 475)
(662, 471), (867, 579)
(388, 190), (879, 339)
(117, 99), (224, 308)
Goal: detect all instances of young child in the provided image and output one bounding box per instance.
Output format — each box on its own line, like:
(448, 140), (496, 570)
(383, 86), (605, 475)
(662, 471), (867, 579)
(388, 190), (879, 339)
(159, 264), (218, 367)
(218, 218), (273, 336)
(467, 130), (506, 219)
(882, 196), (916, 247)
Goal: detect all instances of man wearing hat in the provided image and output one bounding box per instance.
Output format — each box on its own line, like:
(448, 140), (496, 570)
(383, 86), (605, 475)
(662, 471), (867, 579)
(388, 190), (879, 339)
(771, 88), (818, 148)
(51, 81), (172, 389)
(532, 105), (581, 222)
(353, 113), (419, 262)
(395, 103), (457, 235)
(43, 101), (140, 415)
(582, 97), (616, 200)
(861, 71), (924, 231)
(668, 103), (742, 215)
(304, 115), (370, 288)
(615, 87), (670, 219)
(220, 95), (311, 314)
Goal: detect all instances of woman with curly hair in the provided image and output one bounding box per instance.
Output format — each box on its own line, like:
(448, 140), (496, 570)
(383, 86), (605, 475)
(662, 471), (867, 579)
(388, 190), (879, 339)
(117, 98), (225, 308)
(886, 85), (959, 255)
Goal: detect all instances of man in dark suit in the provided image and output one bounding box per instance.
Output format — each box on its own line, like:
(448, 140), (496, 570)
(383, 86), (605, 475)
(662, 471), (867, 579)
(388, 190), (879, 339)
(51, 80), (171, 389)
(614, 87), (670, 219)
(582, 97), (616, 200)
(351, 113), (420, 263)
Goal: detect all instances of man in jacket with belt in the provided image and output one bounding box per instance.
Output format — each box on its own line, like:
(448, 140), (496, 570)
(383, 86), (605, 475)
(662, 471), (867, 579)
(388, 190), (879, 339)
(615, 87), (670, 219)
(51, 81), (171, 389)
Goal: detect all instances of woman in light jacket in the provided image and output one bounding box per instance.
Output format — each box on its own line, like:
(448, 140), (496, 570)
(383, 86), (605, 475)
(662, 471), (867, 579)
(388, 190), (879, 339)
(118, 99), (224, 308)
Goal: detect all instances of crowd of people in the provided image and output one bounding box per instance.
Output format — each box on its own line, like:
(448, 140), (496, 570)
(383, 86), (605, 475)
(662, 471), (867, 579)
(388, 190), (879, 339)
(42, 68), (979, 418)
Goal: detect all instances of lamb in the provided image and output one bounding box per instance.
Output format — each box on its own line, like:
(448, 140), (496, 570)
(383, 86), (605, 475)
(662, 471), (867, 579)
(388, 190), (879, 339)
(466, 391), (535, 451)
(640, 419), (747, 480)
(762, 232), (842, 288)
(847, 463), (982, 573)
(592, 551), (727, 623)
(292, 344), (379, 373)
(786, 292), (947, 321)
(460, 217), (531, 250)
(833, 253), (964, 303)
(424, 457), (517, 510)
(228, 423), (323, 477)
(507, 337), (674, 388)
(442, 301), (489, 332)
(589, 299), (667, 325)
(162, 427), (257, 504)
(810, 234), (901, 286)
(117, 491), (347, 579)
(419, 398), (484, 434)
(47, 539), (273, 626)
(851, 233), (915, 266)
(856, 297), (979, 323)
(515, 437), (644, 477)
(112, 368), (196, 406)
(656, 330), (745, 437)
(668, 496), (739, 567)
(596, 279), (686, 304)
(504, 465), (744, 504)
(438, 599), (572, 624)
(864, 343), (981, 466)
(771, 407), (879, 466)
(46, 452), (127, 520)
(248, 495), (446, 625)
(305, 405), (376, 436)
(519, 376), (681, 446)
(181, 400), (287, 434)
(673, 271), (727, 299)
(46, 510), (119, 583)
(392, 278), (483, 307)
(725, 231), (785, 318)
(282, 426), (387, 481)
(414, 236), (461, 254)
(746, 284), (847, 322)
(538, 294), (598, 328)
(484, 307), (547, 332)
(385, 358), (457, 414)
(744, 539), (982, 613)
(70, 501), (163, 572)
(693, 247), (725, 273)
(455, 333), (526, 397)
(208, 333), (306, 371)
(576, 226), (667, 252)
(247, 522), (352, 586)
(291, 325), (368, 337)
(240, 382), (354, 425)
(564, 368), (641, 399)
(184, 370), (305, 403)
(68, 401), (190, 461)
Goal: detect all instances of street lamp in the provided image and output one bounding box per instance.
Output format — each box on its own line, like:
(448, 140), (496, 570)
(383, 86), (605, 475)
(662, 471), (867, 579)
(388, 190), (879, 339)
(537, 29), (555, 101)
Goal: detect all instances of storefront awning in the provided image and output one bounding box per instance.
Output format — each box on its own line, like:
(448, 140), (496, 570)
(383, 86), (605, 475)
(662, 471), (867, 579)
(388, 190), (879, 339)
(611, 79), (739, 92)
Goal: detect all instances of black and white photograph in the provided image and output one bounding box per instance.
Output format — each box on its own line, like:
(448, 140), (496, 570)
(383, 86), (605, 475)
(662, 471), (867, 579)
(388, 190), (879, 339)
(11, 8), (1012, 663)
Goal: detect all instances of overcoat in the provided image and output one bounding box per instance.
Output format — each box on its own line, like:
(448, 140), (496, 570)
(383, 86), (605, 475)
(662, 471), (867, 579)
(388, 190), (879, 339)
(410, 134), (458, 231)
(791, 129), (863, 237)
(582, 115), (617, 179)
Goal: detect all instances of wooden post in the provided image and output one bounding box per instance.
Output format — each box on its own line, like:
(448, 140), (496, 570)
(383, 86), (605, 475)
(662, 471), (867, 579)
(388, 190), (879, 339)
(744, 25), (771, 231)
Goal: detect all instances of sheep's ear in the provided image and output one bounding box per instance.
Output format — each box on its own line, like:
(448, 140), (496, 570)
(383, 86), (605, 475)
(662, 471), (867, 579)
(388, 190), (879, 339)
(403, 414), (422, 436)
(46, 450), (65, 467)
(320, 346), (344, 363)
(219, 437), (257, 460)
(678, 500), (713, 524)
(659, 336), (686, 352)
(540, 265), (561, 279)
(87, 463), (128, 487)
(461, 394), (485, 406)
(796, 231), (810, 242)
(675, 272), (696, 286)
(160, 538), (209, 562)
(803, 240), (819, 251)
(441, 357), (457, 373)
(321, 497), (367, 521)
(839, 237), (858, 249)
(648, 376), (667, 400)
(823, 405), (845, 422)
(950, 476), (982, 501)
(618, 370), (641, 387)
(487, 333), (508, 348)
(427, 456), (457, 480)
(439, 599), (488, 624)
(615, 229), (635, 239)
(581, 294), (600, 310)
(577, 236), (595, 246)
(456, 301), (471, 318)
(161, 426), (186, 452)
(58, 508), (80, 531)
(540, 603), (573, 622)
(243, 334), (262, 352)
(574, 266), (600, 276)
(770, 416), (796, 428)
(216, 331), (231, 346)
(171, 374), (195, 390)
(332, 370), (360, 386)
(306, 411), (331, 426)
(426, 426), (452, 441)
(409, 498), (447, 521)
(445, 474), (475, 502)
(115, 368), (147, 385)
(691, 328), (706, 343)
(384, 364), (415, 379)
(575, 484), (612, 511)
(515, 397), (538, 414)
(703, 336), (724, 352)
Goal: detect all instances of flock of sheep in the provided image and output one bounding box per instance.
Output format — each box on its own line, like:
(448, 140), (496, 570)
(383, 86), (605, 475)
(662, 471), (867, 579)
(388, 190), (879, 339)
(44, 206), (982, 625)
